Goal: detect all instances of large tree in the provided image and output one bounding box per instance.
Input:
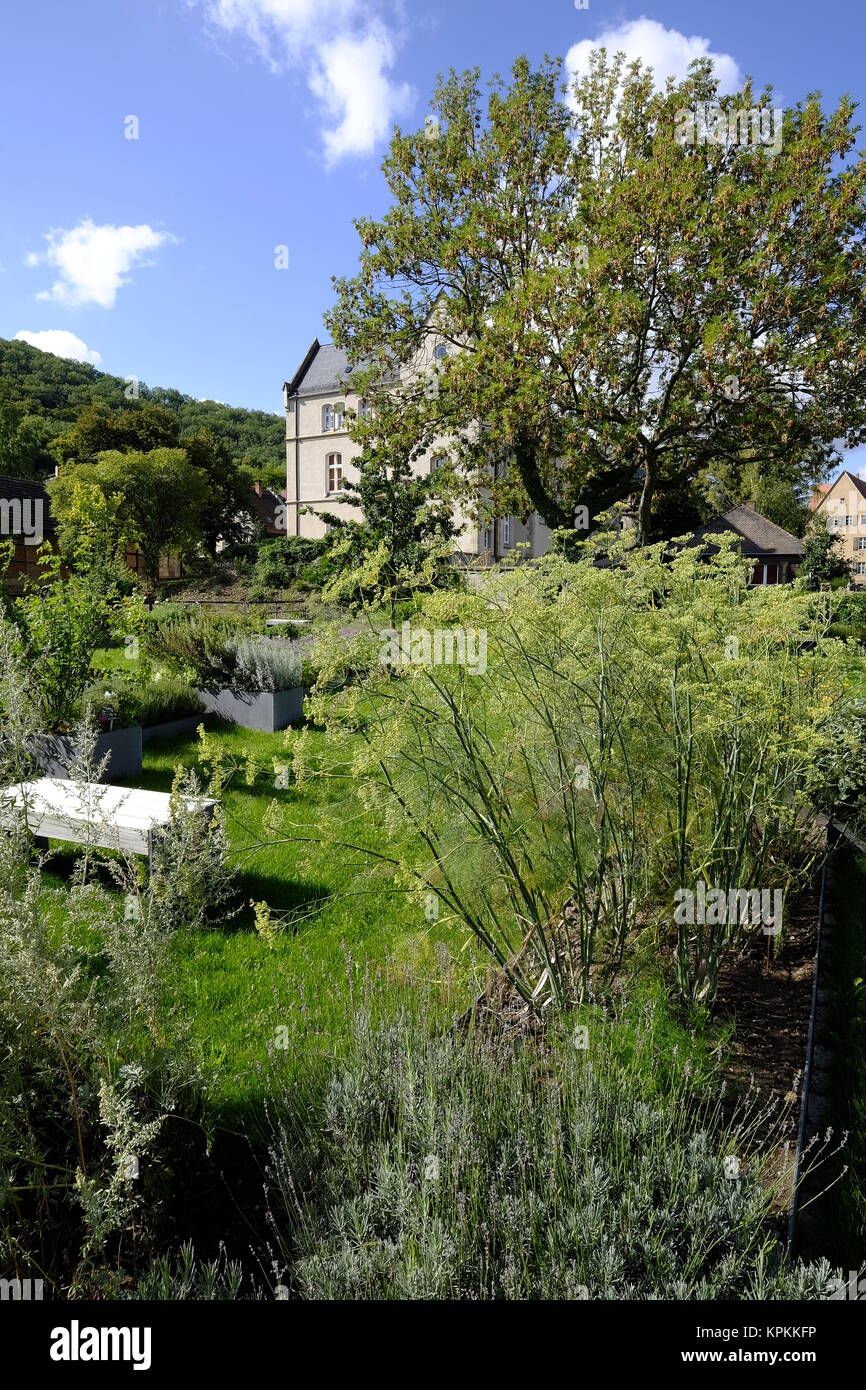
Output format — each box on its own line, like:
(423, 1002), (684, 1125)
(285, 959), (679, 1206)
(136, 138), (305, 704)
(51, 400), (181, 465)
(48, 449), (209, 583)
(328, 53), (866, 543)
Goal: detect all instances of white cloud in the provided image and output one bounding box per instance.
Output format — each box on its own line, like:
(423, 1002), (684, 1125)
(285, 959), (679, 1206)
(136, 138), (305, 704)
(14, 329), (102, 366)
(198, 1), (414, 163)
(566, 16), (742, 95)
(310, 29), (413, 166)
(26, 218), (175, 308)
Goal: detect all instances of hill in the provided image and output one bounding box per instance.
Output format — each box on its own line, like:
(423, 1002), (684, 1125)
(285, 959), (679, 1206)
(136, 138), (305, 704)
(0, 337), (285, 484)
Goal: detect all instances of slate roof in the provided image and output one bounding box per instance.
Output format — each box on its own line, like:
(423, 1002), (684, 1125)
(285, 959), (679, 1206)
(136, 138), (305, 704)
(691, 504), (804, 558)
(284, 340), (370, 398)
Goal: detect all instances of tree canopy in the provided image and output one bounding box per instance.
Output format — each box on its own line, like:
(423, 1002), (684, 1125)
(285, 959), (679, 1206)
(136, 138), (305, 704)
(48, 449), (210, 583)
(328, 52), (866, 543)
(0, 336), (285, 482)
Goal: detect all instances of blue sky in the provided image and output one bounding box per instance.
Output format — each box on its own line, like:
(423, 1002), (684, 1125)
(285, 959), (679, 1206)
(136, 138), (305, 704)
(2, 0), (865, 469)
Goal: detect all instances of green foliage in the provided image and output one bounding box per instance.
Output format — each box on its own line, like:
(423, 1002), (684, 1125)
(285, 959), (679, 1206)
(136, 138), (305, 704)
(147, 767), (239, 935)
(308, 540), (847, 1010)
(0, 384), (54, 478)
(49, 448), (210, 583)
(142, 608), (302, 692)
(53, 477), (137, 597)
(834, 591), (866, 627)
(267, 993), (834, 1299)
(329, 55), (866, 543)
(250, 535), (334, 596)
(12, 553), (130, 730)
(175, 427), (252, 557)
(79, 670), (204, 729)
(0, 336), (284, 477)
(0, 813), (197, 1287)
(319, 410), (459, 617)
(801, 528), (852, 584)
(51, 400), (181, 466)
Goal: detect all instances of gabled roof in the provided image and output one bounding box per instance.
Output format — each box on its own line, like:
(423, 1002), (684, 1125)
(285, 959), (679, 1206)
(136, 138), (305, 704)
(811, 470), (866, 512)
(284, 339), (370, 398)
(809, 483), (832, 510)
(691, 504), (804, 558)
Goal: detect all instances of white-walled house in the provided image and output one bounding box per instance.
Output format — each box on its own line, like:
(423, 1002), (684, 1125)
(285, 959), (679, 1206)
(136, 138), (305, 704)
(809, 469), (866, 586)
(282, 337), (552, 561)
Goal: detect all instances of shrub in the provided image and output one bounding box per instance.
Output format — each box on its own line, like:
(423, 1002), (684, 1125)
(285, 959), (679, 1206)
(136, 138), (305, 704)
(265, 996), (835, 1300)
(13, 556), (131, 731)
(834, 592), (866, 626)
(308, 540), (848, 1010)
(251, 536), (333, 596)
(143, 609), (301, 691)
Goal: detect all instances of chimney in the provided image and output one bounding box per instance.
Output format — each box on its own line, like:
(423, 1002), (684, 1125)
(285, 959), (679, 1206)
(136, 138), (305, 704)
(254, 480), (263, 496)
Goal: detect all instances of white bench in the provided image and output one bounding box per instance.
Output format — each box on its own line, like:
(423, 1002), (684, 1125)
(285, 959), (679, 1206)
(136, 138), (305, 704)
(1, 778), (218, 864)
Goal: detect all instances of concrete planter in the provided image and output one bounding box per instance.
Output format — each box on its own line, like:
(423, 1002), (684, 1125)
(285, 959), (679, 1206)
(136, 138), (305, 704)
(141, 715), (203, 744)
(30, 726), (143, 783)
(196, 687), (308, 733)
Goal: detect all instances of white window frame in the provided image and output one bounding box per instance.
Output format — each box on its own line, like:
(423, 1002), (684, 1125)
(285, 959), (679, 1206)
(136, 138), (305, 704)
(326, 452), (343, 495)
(481, 526), (492, 552)
(503, 515), (511, 547)
(857, 561), (866, 575)
(858, 538), (866, 551)
(334, 401), (345, 431)
(322, 404), (334, 432)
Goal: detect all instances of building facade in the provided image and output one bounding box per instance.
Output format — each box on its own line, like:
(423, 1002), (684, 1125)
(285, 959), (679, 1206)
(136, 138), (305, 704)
(282, 338), (552, 561)
(809, 469), (866, 586)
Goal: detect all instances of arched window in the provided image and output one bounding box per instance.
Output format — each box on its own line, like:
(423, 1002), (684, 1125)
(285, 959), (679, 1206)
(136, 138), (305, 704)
(433, 343), (448, 360)
(322, 404), (334, 432)
(360, 399), (371, 422)
(334, 402), (345, 431)
(326, 453), (343, 494)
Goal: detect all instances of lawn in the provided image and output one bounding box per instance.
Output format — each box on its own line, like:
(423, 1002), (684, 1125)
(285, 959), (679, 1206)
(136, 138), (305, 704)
(110, 720), (481, 1121)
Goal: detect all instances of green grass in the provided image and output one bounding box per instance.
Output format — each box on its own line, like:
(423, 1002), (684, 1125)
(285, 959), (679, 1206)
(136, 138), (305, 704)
(109, 722), (480, 1122)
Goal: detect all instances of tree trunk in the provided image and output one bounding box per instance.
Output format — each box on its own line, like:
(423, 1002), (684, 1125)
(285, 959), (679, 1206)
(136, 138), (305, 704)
(636, 452), (656, 546)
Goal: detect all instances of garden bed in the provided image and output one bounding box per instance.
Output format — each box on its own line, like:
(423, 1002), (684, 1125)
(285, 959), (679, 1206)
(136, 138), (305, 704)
(30, 725), (143, 783)
(196, 686), (308, 732)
